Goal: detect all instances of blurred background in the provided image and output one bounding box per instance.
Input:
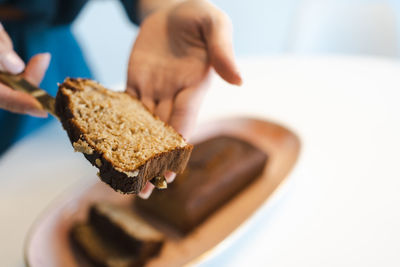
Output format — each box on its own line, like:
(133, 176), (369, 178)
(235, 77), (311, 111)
(73, 0), (400, 87)
(3, 1), (400, 266)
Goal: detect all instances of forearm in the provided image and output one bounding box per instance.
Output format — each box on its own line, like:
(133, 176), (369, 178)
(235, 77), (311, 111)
(137, 0), (183, 21)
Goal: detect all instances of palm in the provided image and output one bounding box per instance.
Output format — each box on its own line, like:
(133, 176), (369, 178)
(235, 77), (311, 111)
(127, 0), (241, 198)
(127, 4), (211, 138)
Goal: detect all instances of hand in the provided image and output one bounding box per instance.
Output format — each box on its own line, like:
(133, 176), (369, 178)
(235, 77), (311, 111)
(0, 23), (50, 117)
(126, 0), (242, 198)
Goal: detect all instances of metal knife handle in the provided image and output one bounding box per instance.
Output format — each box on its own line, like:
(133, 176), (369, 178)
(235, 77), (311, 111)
(0, 71), (59, 119)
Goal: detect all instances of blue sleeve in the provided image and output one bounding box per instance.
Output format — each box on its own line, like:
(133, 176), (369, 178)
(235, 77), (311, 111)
(120, 0), (141, 25)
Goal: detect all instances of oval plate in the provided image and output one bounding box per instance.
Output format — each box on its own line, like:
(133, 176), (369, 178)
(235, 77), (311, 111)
(25, 117), (301, 267)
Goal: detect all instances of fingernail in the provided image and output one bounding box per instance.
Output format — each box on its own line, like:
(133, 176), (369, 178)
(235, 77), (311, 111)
(164, 171), (176, 183)
(35, 52), (51, 70)
(138, 182), (154, 199)
(138, 190), (152, 199)
(27, 109), (48, 118)
(3, 53), (25, 74)
(40, 52), (51, 66)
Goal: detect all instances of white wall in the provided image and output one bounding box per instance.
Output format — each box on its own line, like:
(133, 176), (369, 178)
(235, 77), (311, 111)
(72, 0), (301, 87)
(211, 0), (301, 55)
(289, 0), (398, 57)
(72, 0), (400, 87)
(72, 0), (138, 88)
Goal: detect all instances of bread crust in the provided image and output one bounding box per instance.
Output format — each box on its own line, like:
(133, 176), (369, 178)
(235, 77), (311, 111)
(70, 223), (142, 267)
(89, 204), (163, 260)
(56, 78), (192, 194)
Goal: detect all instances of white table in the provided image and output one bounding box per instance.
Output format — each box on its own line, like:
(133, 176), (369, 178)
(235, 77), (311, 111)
(1, 56), (400, 267)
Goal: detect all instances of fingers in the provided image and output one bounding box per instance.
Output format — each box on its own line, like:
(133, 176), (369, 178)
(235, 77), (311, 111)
(164, 171), (176, 183)
(0, 23), (25, 74)
(0, 83), (47, 117)
(0, 51), (50, 117)
(154, 98), (173, 122)
(169, 84), (207, 139)
(137, 171), (175, 199)
(7, 52), (51, 117)
(138, 182), (155, 199)
(0, 52), (25, 74)
(126, 85), (139, 99)
(23, 53), (51, 85)
(202, 12), (242, 85)
(141, 96), (156, 113)
(129, 70), (157, 113)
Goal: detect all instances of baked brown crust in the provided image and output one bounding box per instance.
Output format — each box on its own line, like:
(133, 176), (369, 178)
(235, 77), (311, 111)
(55, 78), (192, 194)
(135, 135), (268, 233)
(70, 223), (142, 267)
(89, 204), (163, 261)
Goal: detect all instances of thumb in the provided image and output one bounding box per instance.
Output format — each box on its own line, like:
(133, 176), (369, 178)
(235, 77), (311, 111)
(203, 13), (242, 85)
(23, 53), (51, 86)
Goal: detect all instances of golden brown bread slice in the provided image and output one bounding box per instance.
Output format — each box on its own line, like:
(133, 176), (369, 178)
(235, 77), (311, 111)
(55, 78), (192, 194)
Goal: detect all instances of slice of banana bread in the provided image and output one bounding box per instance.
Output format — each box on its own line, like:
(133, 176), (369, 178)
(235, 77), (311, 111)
(56, 78), (193, 194)
(89, 203), (164, 260)
(70, 223), (141, 267)
(70, 203), (164, 266)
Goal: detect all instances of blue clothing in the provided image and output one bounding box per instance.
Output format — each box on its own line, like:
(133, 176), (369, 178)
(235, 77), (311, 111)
(0, 0), (138, 154)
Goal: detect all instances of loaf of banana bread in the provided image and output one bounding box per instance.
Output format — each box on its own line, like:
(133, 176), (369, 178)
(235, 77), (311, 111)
(135, 135), (268, 233)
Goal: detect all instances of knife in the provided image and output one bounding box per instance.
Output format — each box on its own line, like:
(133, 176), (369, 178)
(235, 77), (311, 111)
(0, 71), (59, 119)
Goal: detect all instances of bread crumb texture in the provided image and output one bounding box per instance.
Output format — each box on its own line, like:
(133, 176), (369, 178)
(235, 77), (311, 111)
(62, 79), (187, 173)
